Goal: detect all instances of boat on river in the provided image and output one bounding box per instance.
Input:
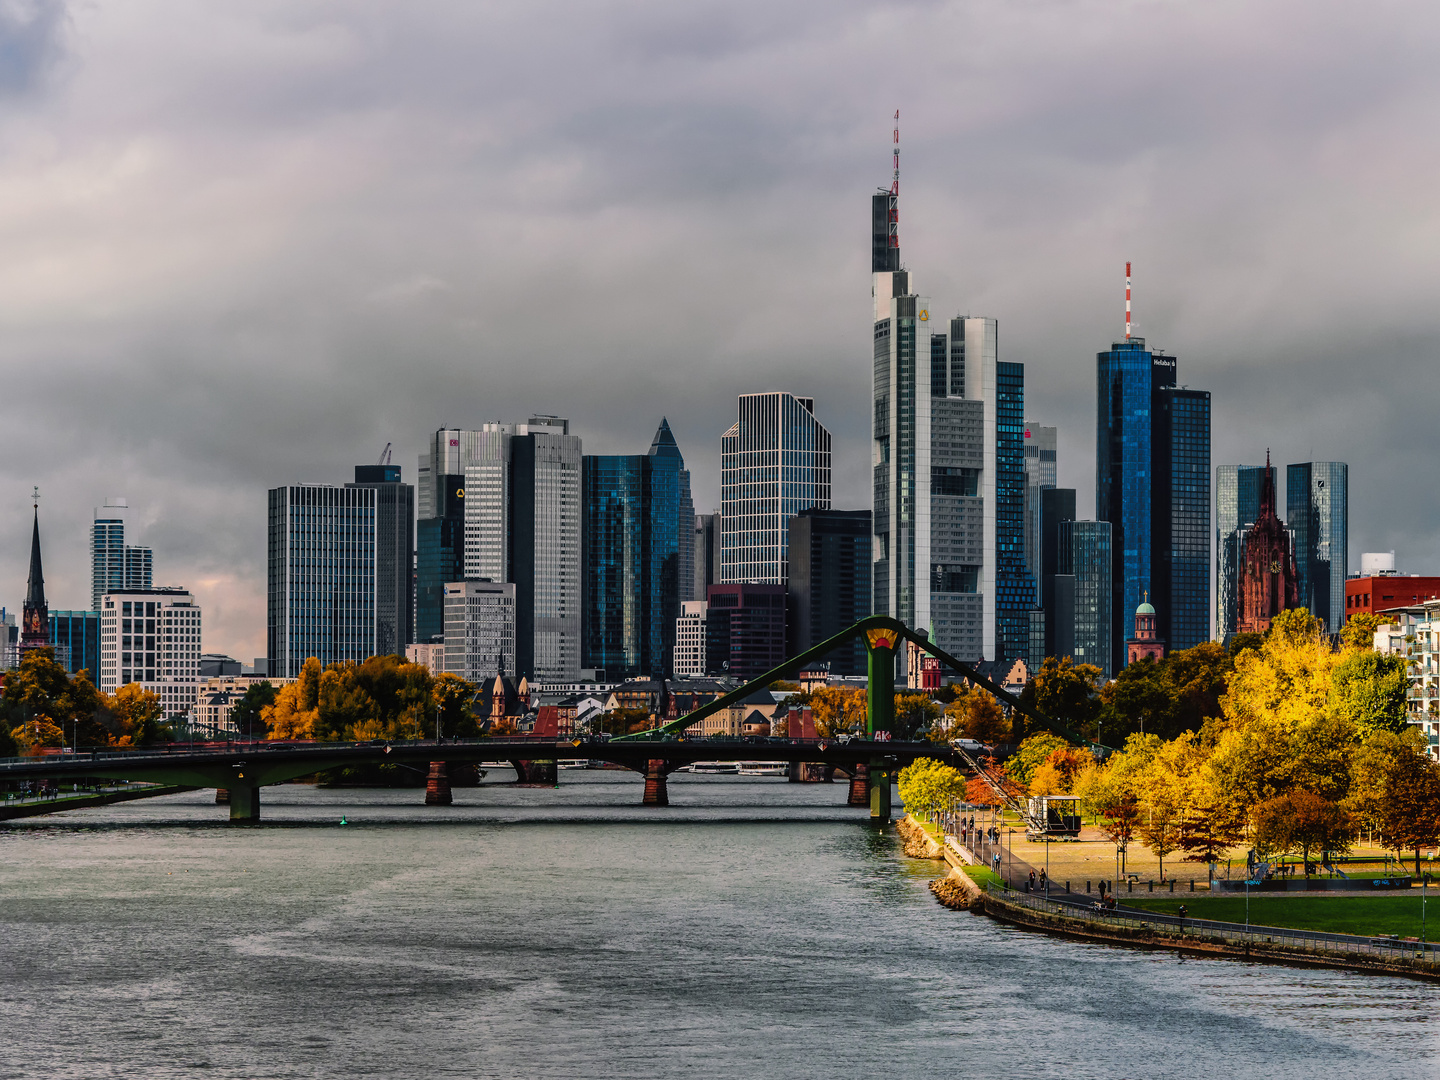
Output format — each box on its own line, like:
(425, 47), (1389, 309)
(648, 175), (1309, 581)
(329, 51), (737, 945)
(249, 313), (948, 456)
(690, 761), (739, 775)
(737, 762), (788, 777)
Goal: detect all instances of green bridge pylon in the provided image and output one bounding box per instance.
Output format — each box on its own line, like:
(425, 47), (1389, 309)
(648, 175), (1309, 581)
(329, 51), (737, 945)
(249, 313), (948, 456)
(616, 614), (1098, 819)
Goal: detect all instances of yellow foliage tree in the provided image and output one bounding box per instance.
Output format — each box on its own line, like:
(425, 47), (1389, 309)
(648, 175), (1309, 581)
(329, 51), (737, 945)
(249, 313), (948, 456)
(263, 681), (319, 740)
(809, 686), (867, 738)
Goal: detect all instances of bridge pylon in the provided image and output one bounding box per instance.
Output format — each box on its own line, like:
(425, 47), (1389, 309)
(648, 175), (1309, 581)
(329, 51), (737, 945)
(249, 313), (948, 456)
(864, 627), (899, 821)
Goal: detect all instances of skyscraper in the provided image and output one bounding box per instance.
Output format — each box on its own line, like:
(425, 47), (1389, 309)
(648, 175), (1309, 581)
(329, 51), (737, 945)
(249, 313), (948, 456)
(442, 581), (517, 683)
(91, 498), (153, 611)
(719, 392), (831, 585)
(1215, 464), (1266, 643)
(267, 463), (414, 677)
(98, 588), (202, 718)
(463, 417), (582, 681)
(693, 512), (718, 601)
(1095, 275), (1211, 671)
(1022, 422), (1057, 585)
(787, 509), (872, 676)
(1038, 486), (1077, 661)
(1287, 461), (1348, 635)
(1060, 519), (1113, 680)
(869, 165), (1030, 662)
(416, 475), (465, 644)
(581, 419), (694, 678)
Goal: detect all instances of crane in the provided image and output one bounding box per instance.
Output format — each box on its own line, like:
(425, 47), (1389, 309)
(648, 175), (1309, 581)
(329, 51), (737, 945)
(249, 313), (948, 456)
(377, 442), (392, 466)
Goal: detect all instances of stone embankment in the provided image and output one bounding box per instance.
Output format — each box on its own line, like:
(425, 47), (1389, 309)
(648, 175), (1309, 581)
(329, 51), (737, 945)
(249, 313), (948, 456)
(896, 815), (986, 911)
(895, 814), (944, 859)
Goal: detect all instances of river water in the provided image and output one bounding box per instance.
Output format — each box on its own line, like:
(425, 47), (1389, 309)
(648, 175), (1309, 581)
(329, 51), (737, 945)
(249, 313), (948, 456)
(0, 772), (1434, 1079)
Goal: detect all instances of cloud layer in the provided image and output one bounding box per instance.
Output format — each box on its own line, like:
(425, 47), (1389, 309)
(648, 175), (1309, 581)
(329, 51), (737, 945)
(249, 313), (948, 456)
(3, 0), (1438, 658)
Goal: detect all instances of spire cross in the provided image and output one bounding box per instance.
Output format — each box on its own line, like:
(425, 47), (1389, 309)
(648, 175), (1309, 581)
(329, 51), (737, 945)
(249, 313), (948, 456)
(31, 485), (39, 509)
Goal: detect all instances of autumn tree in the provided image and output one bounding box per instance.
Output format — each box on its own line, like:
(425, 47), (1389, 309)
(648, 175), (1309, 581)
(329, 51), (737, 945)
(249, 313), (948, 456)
(809, 686), (867, 738)
(1345, 728), (1427, 837)
(2, 649), (107, 748)
(1339, 612), (1388, 650)
(432, 673), (480, 738)
(896, 757), (966, 820)
(892, 693), (941, 740)
(1005, 733), (1070, 789)
(1029, 746), (1092, 796)
(110, 684), (165, 745)
(941, 688), (1011, 746)
(1378, 746), (1440, 876)
(1177, 800), (1246, 864)
(1252, 790), (1355, 869)
(1097, 793), (1141, 877)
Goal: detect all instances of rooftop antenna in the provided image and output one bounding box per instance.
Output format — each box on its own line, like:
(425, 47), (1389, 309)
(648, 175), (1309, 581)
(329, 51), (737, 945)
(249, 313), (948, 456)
(890, 110), (900, 253)
(31, 485), (39, 509)
(1125, 262), (1132, 341)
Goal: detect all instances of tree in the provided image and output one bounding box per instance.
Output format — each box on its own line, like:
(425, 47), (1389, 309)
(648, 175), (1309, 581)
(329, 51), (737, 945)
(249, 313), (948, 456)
(596, 708), (650, 737)
(809, 686), (866, 738)
(1329, 649), (1408, 738)
(1097, 793), (1141, 876)
(2, 650), (105, 747)
(1029, 746), (1091, 796)
(942, 689), (1011, 746)
(229, 682), (277, 739)
(892, 693), (941, 740)
(1378, 746), (1440, 875)
(1177, 799), (1246, 864)
(1005, 733), (1070, 789)
(1020, 657), (1102, 741)
(263, 681), (319, 740)
(1339, 612), (1388, 650)
(432, 673), (480, 738)
(105, 684), (165, 745)
(896, 757), (966, 820)
(1252, 790), (1355, 869)
(1346, 728), (1427, 837)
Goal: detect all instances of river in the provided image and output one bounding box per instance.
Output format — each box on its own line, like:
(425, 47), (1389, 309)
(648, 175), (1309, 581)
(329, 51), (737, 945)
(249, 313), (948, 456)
(0, 772), (1434, 1078)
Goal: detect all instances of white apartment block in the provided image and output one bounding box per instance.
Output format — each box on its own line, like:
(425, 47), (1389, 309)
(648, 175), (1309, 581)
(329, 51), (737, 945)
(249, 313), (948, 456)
(193, 674), (297, 737)
(1374, 605), (1440, 761)
(99, 589), (202, 720)
(405, 641), (445, 673)
(674, 600), (707, 677)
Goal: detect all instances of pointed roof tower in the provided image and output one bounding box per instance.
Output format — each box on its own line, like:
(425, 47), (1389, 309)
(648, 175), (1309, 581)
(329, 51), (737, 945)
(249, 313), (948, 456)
(20, 486), (49, 653)
(648, 417), (681, 460)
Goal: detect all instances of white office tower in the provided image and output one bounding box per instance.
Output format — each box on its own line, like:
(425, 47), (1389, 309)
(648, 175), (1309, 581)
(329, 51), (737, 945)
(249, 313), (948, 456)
(461, 417), (582, 681)
(673, 600), (708, 677)
(98, 588), (202, 719)
(1023, 422), (1057, 587)
(442, 581), (517, 683)
(718, 393), (832, 585)
(872, 266), (998, 661)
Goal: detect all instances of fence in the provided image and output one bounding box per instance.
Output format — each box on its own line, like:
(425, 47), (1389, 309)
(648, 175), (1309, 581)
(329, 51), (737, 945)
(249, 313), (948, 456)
(985, 883), (1440, 966)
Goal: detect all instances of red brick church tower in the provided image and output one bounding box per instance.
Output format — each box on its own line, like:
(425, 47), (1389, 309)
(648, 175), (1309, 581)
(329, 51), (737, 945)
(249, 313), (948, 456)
(1238, 452), (1299, 635)
(1126, 595), (1166, 666)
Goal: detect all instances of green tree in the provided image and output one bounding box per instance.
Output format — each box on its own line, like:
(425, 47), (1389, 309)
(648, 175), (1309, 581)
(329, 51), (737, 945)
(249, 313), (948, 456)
(941, 688), (1011, 746)
(896, 757), (966, 820)
(892, 692), (941, 740)
(1020, 657), (1102, 741)
(1339, 612), (1388, 650)
(1005, 733), (1070, 789)
(229, 682), (277, 739)
(1329, 649), (1408, 738)
(1345, 727), (1427, 836)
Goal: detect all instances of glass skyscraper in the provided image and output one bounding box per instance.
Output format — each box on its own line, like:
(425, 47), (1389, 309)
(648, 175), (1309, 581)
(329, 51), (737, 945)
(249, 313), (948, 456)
(91, 499), (153, 611)
(1287, 461), (1348, 635)
(996, 362), (1037, 664)
(416, 476), (465, 644)
(1060, 519), (1113, 680)
(719, 392), (831, 585)
(1096, 336), (1210, 671)
(582, 419), (694, 678)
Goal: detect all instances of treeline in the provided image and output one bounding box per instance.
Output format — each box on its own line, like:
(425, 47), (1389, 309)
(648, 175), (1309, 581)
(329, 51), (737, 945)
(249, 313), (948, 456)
(0, 649), (169, 754)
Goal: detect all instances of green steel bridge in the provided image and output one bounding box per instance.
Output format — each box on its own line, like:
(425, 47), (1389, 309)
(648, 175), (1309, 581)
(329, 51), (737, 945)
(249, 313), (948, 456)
(0, 616), (1084, 822)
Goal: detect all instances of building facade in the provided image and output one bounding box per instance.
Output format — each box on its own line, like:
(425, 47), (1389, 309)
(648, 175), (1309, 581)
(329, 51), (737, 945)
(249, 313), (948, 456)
(786, 509), (871, 676)
(693, 512), (718, 602)
(673, 601), (708, 677)
(49, 611), (100, 679)
(1287, 461), (1348, 636)
(1345, 575), (1440, 622)
(267, 483), (378, 678)
(1126, 598), (1166, 665)
(719, 392), (832, 585)
(351, 464), (415, 657)
(1022, 422), (1057, 598)
(416, 473), (466, 645)
(99, 588), (202, 719)
(1372, 605), (1440, 761)
(1060, 519), (1113, 680)
(1096, 334), (1211, 672)
(462, 417), (582, 681)
(1237, 457), (1299, 635)
(1037, 487), (1077, 665)
(1215, 464), (1266, 643)
(442, 580), (517, 684)
(581, 419), (694, 679)
(91, 498), (153, 611)
(705, 583), (786, 681)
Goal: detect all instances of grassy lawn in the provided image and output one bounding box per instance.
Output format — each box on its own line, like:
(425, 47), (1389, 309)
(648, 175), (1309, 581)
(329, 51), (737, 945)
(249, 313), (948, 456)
(1127, 894), (1440, 939)
(961, 864), (1004, 889)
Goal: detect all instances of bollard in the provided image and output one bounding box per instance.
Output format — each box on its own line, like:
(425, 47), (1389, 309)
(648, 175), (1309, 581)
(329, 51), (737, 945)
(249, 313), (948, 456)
(1087, 881), (1092, 894)
(1129, 879), (1133, 893)
(1065, 880), (1070, 893)
(1149, 880), (1154, 892)
(1190, 879), (1195, 892)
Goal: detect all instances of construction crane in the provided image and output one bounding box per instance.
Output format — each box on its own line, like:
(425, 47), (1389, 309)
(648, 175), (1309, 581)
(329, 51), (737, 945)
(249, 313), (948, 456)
(377, 442), (392, 466)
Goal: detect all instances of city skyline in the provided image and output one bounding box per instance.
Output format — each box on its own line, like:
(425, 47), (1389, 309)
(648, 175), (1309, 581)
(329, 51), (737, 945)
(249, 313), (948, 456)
(4, 4), (1439, 661)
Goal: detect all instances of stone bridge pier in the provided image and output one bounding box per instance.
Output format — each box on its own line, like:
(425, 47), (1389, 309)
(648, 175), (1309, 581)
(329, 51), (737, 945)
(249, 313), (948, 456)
(425, 762), (452, 805)
(642, 759), (672, 806)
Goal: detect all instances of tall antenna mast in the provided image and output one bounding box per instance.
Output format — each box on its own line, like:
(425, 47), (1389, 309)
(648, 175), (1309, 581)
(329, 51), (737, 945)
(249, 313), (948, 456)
(1125, 261), (1132, 341)
(889, 110), (900, 253)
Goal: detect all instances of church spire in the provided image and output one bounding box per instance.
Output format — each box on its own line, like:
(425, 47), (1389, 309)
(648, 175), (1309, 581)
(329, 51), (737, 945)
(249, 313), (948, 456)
(20, 487), (49, 654)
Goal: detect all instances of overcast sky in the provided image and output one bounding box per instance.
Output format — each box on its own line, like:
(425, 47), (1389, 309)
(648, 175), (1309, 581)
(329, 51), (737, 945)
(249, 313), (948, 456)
(3, 0), (1437, 661)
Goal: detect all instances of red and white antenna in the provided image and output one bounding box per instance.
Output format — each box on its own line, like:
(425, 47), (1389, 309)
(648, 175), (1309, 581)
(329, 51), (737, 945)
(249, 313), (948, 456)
(889, 110), (900, 252)
(1124, 261), (1132, 341)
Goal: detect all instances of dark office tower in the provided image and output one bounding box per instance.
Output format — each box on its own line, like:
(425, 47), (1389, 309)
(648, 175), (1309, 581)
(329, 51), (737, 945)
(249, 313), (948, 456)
(1155, 387), (1211, 652)
(1038, 487), (1077, 659)
(995, 362), (1037, 664)
(582, 419), (693, 678)
(416, 475), (465, 644)
(1096, 327), (1210, 672)
(1060, 520), (1113, 680)
(787, 509), (872, 676)
(49, 611), (100, 677)
(705, 583), (786, 680)
(349, 464), (415, 657)
(1287, 462), (1349, 636)
(693, 512), (718, 601)
(1215, 464), (1267, 643)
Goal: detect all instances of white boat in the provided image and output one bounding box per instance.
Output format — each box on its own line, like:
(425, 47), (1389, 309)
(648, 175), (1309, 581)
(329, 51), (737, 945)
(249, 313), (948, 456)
(690, 761), (739, 775)
(557, 760), (589, 769)
(737, 762), (788, 777)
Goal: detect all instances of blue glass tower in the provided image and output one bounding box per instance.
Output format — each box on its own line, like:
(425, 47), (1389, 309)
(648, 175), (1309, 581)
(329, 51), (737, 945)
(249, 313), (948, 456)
(996, 361), (1037, 664)
(416, 475), (465, 644)
(1097, 336), (1209, 671)
(582, 419), (694, 678)
(1286, 461), (1348, 635)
